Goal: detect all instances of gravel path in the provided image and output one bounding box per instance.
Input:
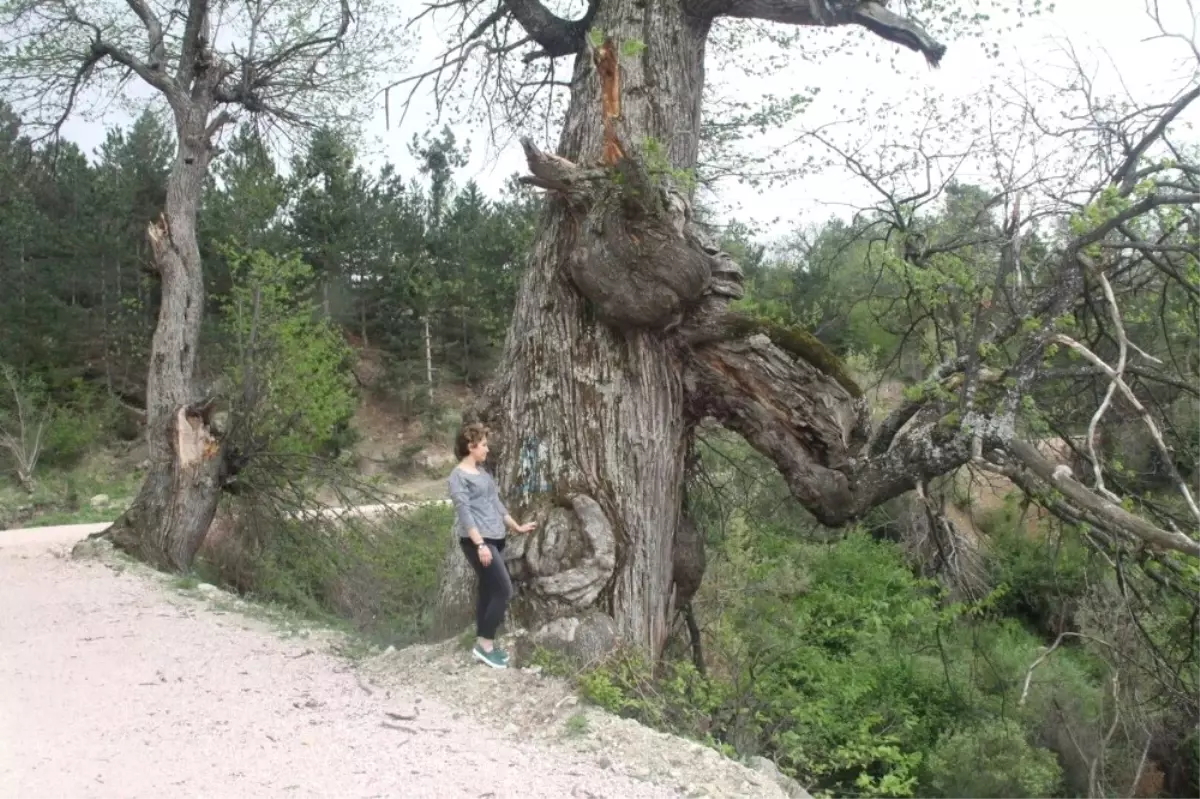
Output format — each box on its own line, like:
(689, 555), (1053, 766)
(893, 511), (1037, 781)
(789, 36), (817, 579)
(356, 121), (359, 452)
(0, 527), (683, 799)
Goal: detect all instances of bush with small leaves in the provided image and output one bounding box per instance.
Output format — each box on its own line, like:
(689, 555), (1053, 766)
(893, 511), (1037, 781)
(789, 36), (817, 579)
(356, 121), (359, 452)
(924, 718), (1062, 798)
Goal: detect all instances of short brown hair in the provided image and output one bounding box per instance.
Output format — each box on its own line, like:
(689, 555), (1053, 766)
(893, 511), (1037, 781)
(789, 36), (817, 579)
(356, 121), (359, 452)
(454, 422), (489, 459)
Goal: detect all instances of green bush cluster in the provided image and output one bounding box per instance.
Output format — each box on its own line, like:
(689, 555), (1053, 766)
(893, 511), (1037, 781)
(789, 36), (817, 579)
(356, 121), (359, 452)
(216, 247), (358, 464)
(569, 431), (1195, 799)
(0, 365), (127, 483)
(575, 528), (1090, 798)
(199, 503), (453, 647)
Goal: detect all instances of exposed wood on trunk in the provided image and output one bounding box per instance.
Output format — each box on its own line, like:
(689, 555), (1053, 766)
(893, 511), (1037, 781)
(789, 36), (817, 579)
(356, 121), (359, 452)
(593, 38), (624, 166)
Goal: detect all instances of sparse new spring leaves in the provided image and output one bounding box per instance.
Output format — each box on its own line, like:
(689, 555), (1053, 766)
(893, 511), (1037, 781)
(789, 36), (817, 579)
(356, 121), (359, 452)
(620, 39), (647, 58)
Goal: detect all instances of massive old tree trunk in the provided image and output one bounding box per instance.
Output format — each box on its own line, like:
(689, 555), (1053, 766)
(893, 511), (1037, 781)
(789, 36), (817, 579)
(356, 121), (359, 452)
(435, 0), (1199, 655)
(438, 0), (710, 655)
(431, 0), (972, 660)
(102, 109), (226, 571)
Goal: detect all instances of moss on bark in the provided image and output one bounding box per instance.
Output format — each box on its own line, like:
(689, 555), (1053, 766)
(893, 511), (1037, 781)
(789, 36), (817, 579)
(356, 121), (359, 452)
(722, 313), (863, 399)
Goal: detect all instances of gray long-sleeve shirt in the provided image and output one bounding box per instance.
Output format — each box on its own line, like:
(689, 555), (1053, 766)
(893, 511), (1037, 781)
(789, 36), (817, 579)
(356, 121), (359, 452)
(448, 466), (509, 540)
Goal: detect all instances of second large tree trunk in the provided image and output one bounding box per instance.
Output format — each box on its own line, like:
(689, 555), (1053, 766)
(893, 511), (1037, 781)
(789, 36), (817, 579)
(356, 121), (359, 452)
(105, 111), (225, 572)
(438, 0), (711, 658)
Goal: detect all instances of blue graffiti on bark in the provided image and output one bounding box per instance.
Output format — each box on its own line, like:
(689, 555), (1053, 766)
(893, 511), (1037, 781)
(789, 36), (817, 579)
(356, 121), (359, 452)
(517, 436), (552, 496)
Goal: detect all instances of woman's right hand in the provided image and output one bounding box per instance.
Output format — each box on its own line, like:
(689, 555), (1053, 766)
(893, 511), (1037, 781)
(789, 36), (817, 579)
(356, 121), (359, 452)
(477, 543), (493, 567)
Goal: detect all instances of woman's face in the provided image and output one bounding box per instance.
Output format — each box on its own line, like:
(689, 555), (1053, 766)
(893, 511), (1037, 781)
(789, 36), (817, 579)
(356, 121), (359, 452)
(469, 437), (489, 463)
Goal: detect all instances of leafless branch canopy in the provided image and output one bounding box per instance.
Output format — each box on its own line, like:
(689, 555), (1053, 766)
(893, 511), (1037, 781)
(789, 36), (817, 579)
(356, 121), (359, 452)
(387, 0), (946, 145)
(0, 0), (397, 142)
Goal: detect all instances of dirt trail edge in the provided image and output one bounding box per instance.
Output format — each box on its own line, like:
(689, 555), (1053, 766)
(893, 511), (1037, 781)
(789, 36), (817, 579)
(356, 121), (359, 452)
(0, 527), (799, 799)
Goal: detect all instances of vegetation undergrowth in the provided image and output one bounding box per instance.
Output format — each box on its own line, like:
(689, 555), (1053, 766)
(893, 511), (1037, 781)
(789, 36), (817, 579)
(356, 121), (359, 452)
(195, 502), (453, 649)
(546, 432), (1198, 799)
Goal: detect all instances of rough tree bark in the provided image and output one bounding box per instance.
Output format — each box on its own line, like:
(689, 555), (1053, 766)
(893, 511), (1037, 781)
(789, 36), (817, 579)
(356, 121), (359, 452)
(103, 79), (227, 571)
(434, 0), (954, 659)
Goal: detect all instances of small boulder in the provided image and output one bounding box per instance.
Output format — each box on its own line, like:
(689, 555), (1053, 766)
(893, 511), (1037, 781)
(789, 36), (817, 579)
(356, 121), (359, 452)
(531, 612), (619, 666)
(89, 494), (110, 509)
(748, 756), (812, 799)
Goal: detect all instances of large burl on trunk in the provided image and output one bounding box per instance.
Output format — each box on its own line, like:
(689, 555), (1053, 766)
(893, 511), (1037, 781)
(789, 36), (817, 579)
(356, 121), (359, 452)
(434, 0), (962, 660)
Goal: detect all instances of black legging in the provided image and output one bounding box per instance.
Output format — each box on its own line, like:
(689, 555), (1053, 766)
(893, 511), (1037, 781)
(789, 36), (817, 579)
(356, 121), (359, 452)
(459, 538), (512, 640)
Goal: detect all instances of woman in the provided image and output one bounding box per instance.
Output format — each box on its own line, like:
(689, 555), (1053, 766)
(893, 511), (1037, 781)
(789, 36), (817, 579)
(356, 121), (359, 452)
(448, 422), (536, 669)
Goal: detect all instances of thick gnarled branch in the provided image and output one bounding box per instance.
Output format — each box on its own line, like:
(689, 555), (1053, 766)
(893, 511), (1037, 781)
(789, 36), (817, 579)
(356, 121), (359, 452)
(685, 325), (1199, 558)
(701, 0), (946, 66)
(502, 0), (594, 60)
(685, 330), (974, 525)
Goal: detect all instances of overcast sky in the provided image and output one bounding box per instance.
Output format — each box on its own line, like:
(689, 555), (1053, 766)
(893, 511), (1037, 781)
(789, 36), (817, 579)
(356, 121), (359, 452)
(57, 0), (1198, 239)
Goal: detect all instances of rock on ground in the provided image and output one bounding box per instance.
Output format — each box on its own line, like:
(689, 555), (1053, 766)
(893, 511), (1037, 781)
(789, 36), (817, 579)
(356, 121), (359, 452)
(366, 640), (793, 799)
(0, 527), (790, 799)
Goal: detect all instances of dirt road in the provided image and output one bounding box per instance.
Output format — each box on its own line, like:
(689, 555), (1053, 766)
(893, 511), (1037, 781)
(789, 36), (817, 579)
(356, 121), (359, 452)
(0, 526), (684, 799)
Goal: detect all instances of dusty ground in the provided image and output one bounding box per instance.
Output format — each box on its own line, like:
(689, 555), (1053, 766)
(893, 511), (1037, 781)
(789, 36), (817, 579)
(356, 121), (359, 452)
(0, 526), (795, 799)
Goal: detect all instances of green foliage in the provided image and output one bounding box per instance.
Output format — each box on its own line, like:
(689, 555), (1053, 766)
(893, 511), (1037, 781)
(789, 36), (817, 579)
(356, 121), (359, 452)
(593, 429), (1195, 799)
(578, 519), (1116, 799)
(620, 39), (647, 58)
(564, 711), (591, 736)
(925, 719), (1062, 798)
(639, 136), (697, 193)
(981, 505), (1097, 637)
(579, 649), (729, 745)
(37, 380), (123, 470)
(216, 247), (357, 460)
(528, 646), (576, 678)
(0, 454), (142, 528)
(0, 365), (120, 486)
(201, 503), (453, 646)
(716, 529), (951, 797)
(0, 107), (533, 447)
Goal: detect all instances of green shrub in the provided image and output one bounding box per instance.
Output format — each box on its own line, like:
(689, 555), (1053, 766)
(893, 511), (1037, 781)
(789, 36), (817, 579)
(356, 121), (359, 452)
(200, 502), (452, 646)
(925, 719), (1062, 798)
(536, 505), (1182, 799)
(215, 247), (357, 464)
(717, 531), (959, 798)
(38, 380), (122, 469)
(578, 649), (733, 754)
(982, 504), (1098, 638)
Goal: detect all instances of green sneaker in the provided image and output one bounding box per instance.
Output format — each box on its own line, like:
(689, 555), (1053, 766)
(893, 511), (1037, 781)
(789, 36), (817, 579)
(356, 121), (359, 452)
(472, 643), (507, 669)
(494, 646), (510, 665)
